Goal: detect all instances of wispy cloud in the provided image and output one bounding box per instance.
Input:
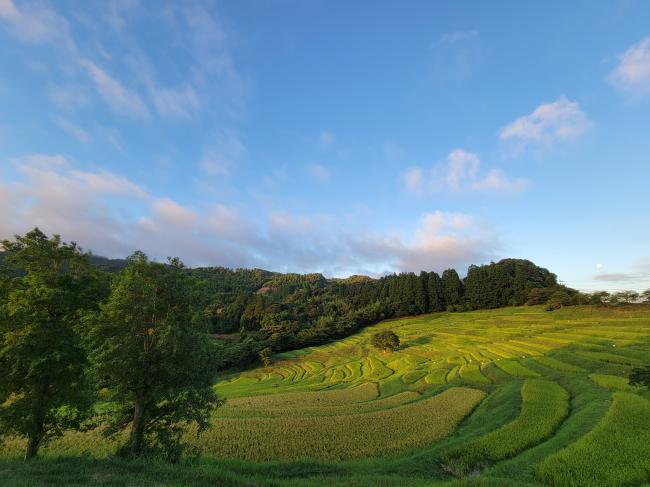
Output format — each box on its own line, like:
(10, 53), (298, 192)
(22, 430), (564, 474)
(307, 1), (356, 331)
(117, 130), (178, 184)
(54, 117), (91, 144)
(499, 96), (592, 152)
(199, 131), (246, 176)
(80, 59), (150, 119)
(592, 258), (650, 290)
(306, 163), (331, 183)
(402, 149), (528, 195)
(0, 0), (75, 49)
(317, 131), (336, 148)
(608, 37), (650, 96)
(48, 84), (91, 112)
(431, 29), (482, 81)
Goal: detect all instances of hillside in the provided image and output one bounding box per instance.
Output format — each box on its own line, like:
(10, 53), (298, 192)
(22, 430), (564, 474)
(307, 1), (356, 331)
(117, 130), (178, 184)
(3, 305), (650, 486)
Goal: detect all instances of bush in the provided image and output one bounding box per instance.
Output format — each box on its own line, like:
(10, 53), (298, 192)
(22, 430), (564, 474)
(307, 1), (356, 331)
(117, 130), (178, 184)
(545, 290), (572, 311)
(371, 330), (400, 351)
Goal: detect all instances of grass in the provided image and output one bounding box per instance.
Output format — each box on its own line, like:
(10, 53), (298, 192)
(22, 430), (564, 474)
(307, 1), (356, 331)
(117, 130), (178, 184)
(2, 305), (650, 486)
(537, 392), (650, 486)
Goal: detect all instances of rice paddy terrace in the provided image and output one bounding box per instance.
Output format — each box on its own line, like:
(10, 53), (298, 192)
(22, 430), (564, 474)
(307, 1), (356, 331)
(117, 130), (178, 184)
(4, 305), (650, 486)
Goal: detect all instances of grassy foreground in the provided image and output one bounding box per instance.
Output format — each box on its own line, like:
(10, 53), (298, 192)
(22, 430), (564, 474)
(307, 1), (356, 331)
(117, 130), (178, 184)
(3, 305), (650, 486)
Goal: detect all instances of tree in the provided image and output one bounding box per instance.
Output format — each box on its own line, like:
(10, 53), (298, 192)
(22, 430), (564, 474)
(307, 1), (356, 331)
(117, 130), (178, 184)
(545, 290), (571, 311)
(259, 347), (272, 367)
(643, 289), (650, 303)
(588, 291), (610, 305)
(441, 269), (464, 309)
(371, 330), (400, 351)
(84, 252), (222, 460)
(614, 290), (640, 304)
(0, 229), (104, 459)
(426, 272), (445, 312)
(526, 287), (554, 305)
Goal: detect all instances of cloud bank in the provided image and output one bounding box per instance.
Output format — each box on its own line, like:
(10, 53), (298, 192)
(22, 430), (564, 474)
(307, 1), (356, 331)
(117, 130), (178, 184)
(0, 157), (498, 277)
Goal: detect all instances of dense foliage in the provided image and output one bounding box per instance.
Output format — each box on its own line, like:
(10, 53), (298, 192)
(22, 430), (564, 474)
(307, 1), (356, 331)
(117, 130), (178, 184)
(84, 252), (222, 460)
(0, 229), (106, 459)
(371, 330), (400, 351)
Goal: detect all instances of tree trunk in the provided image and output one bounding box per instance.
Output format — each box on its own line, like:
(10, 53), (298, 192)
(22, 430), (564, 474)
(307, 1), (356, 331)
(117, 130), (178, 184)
(130, 398), (146, 456)
(24, 430), (42, 460)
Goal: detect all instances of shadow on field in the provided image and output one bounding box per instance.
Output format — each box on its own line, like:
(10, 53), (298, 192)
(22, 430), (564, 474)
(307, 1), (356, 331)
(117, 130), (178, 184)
(0, 457), (251, 487)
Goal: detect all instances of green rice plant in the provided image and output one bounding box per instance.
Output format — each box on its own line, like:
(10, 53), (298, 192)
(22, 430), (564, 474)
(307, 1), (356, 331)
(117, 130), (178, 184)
(446, 365), (460, 382)
(588, 373), (638, 391)
(217, 391), (422, 418)
(443, 379), (569, 475)
(537, 392), (650, 487)
(533, 356), (584, 373)
(493, 359), (539, 378)
(190, 387), (485, 460)
(365, 356), (394, 380)
(401, 369), (428, 384)
(459, 363), (490, 384)
(224, 382), (378, 410)
(576, 350), (643, 366)
(425, 368), (450, 385)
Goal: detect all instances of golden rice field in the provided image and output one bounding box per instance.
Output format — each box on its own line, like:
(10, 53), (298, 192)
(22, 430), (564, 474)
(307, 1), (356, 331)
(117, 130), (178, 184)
(4, 305), (650, 487)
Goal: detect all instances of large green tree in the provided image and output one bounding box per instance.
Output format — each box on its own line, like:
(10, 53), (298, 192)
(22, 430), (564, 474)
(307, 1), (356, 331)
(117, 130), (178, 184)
(441, 269), (464, 308)
(85, 252), (222, 459)
(0, 229), (105, 459)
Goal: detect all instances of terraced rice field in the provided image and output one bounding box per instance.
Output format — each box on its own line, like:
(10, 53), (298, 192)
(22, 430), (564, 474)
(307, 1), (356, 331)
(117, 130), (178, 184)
(3, 305), (650, 486)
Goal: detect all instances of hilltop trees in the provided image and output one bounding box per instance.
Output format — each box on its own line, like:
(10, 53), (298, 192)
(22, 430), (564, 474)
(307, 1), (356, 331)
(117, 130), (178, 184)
(84, 252), (222, 459)
(427, 271), (445, 312)
(442, 269), (464, 309)
(465, 259), (558, 310)
(0, 229), (105, 459)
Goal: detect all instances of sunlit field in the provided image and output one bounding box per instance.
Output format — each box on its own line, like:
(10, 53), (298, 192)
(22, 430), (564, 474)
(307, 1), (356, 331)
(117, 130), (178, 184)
(3, 305), (650, 486)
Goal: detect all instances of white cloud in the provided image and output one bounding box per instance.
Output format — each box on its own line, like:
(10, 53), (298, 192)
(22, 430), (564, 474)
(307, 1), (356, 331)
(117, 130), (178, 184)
(402, 167), (423, 192)
(307, 163), (331, 183)
(80, 60), (149, 119)
(199, 131), (246, 176)
(499, 96), (592, 150)
(608, 37), (650, 96)
(149, 84), (199, 119)
(0, 157), (499, 276)
(68, 169), (148, 199)
(403, 149), (527, 195)
(0, 0), (75, 48)
(54, 117), (91, 144)
(151, 198), (197, 228)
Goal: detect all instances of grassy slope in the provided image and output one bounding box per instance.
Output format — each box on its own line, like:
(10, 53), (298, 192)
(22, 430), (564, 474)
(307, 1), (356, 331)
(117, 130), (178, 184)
(3, 305), (650, 486)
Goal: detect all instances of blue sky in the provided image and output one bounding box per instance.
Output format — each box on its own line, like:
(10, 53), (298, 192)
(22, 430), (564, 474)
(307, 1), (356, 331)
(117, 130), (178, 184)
(0, 0), (649, 291)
